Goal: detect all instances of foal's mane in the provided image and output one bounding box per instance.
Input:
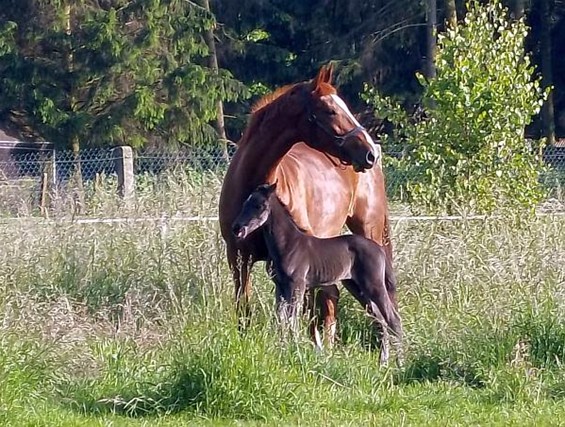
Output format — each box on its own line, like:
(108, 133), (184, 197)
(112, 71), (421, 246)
(270, 193), (308, 234)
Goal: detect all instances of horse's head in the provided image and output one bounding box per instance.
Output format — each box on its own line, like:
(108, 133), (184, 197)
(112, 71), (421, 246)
(285, 64), (378, 172)
(232, 183), (276, 240)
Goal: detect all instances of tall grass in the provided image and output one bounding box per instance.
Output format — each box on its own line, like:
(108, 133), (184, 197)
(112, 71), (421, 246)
(1, 210), (565, 425)
(3, 160), (564, 219)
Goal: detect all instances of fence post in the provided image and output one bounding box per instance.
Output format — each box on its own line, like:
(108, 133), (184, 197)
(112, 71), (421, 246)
(114, 146), (134, 199)
(51, 147), (57, 200)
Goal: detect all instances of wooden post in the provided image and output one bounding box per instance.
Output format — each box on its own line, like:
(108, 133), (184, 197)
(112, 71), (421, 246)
(114, 146), (134, 199)
(51, 148), (57, 198)
(40, 172), (49, 218)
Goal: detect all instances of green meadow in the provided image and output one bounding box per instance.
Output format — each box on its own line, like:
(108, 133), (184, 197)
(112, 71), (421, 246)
(1, 209), (565, 426)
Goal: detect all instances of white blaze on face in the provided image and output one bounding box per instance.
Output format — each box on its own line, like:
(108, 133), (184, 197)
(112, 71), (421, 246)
(329, 94), (378, 153)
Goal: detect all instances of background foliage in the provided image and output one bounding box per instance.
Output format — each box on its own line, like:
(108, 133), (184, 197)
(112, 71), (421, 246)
(1, 0), (564, 148)
(365, 1), (548, 214)
(0, 0), (247, 150)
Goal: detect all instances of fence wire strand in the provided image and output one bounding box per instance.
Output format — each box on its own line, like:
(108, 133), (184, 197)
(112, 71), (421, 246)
(1, 145), (564, 218)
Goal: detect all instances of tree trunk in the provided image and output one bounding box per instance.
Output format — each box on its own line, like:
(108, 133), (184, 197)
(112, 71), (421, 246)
(511, 0), (525, 20)
(445, 0), (457, 29)
(425, 0), (437, 80)
(65, 2), (85, 212)
(539, 0), (555, 145)
(199, 0), (229, 160)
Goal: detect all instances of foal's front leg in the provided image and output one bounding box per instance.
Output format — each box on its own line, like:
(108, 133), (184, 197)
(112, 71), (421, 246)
(276, 280), (307, 340)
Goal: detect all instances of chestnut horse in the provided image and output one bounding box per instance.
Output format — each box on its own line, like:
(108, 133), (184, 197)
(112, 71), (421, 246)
(219, 64), (394, 346)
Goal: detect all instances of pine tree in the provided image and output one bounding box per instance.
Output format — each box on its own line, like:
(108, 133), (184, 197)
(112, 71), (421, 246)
(0, 0), (247, 150)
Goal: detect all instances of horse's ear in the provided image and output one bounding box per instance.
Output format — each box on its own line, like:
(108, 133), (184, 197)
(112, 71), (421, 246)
(312, 64), (334, 93)
(324, 63), (334, 84)
(313, 65), (328, 90)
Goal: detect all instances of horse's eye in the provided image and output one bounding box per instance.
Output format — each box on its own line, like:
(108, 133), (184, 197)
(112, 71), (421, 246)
(328, 109), (337, 116)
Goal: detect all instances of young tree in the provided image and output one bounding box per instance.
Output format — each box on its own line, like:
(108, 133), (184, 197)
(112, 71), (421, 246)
(365, 0), (548, 214)
(0, 0), (247, 151)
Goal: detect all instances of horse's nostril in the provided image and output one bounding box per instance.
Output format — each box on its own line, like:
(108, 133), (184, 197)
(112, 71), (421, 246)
(366, 151), (376, 165)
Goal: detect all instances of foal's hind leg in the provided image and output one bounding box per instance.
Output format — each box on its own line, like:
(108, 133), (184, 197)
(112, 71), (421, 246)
(341, 279), (390, 366)
(361, 270), (403, 365)
(346, 214), (398, 310)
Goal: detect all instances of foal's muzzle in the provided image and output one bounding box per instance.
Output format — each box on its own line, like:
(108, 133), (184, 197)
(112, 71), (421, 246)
(232, 224), (249, 240)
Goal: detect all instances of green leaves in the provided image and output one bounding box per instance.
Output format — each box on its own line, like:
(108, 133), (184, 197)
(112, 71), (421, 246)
(365, 0), (547, 215)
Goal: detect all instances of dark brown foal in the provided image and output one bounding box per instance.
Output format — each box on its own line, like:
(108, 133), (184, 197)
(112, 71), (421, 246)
(231, 183), (403, 365)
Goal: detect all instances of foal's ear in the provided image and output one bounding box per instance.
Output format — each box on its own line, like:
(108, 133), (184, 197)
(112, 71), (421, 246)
(257, 182), (277, 196)
(266, 181), (277, 194)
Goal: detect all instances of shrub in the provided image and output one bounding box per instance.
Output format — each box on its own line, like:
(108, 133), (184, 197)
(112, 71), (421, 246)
(364, 0), (548, 214)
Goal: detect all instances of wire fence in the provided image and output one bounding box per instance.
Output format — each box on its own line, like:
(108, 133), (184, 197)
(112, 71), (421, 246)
(1, 144), (564, 218)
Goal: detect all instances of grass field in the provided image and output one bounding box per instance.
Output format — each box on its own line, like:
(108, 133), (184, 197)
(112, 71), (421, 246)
(1, 211), (565, 426)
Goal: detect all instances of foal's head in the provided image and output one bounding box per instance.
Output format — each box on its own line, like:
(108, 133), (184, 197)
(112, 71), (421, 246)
(232, 183), (277, 240)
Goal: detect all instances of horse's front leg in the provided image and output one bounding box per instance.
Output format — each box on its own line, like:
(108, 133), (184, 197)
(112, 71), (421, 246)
(228, 249), (253, 331)
(306, 285), (339, 350)
(318, 285), (340, 348)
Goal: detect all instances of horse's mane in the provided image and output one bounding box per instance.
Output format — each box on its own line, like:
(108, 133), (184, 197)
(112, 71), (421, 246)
(238, 84), (297, 147)
(251, 84), (297, 113)
(252, 81), (335, 113)
(238, 80), (336, 147)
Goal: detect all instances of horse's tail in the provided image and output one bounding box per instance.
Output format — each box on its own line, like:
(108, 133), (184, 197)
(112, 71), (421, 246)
(382, 214), (394, 262)
(384, 248), (398, 309)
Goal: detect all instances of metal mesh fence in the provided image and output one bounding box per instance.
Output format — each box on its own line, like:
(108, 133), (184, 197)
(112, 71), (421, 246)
(1, 144), (564, 217)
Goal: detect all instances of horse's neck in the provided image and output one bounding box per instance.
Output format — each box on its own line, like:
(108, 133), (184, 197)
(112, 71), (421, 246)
(237, 111), (301, 186)
(264, 197), (307, 259)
